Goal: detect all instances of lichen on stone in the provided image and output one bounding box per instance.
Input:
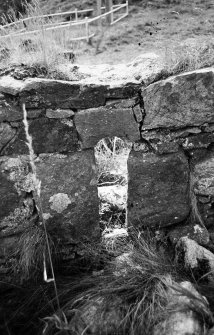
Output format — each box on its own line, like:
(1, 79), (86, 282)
(49, 193), (72, 213)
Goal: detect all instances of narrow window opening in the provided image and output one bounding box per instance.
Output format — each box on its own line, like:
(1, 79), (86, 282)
(94, 136), (131, 247)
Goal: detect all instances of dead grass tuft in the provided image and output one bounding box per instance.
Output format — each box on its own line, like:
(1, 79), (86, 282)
(13, 224), (56, 282)
(95, 136), (132, 179)
(155, 39), (214, 82)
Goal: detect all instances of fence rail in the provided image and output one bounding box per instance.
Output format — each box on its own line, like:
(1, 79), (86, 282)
(0, 1), (129, 43)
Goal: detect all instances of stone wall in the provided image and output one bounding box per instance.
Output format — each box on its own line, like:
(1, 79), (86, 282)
(1, 55), (214, 275)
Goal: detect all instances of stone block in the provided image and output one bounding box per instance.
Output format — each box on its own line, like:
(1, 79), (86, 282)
(0, 99), (22, 122)
(182, 133), (214, 150)
(193, 153), (214, 196)
(75, 99), (140, 149)
(191, 152), (214, 228)
(0, 170), (20, 220)
(168, 222), (210, 246)
(0, 123), (16, 153)
(36, 151), (100, 241)
(0, 76), (140, 109)
(127, 151), (190, 227)
(46, 108), (75, 118)
(3, 117), (79, 155)
(0, 156), (34, 236)
(142, 68), (214, 129)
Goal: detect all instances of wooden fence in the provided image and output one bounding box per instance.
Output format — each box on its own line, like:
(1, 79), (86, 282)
(0, 2), (129, 43)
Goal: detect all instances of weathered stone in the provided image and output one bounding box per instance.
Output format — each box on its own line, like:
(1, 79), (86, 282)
(133, 141), (149, 152)
(191, 155), (214, 228)
(36, 151), (100, 241)
(151, 140), (179, 154)
(102, 82), (140, 100)
(0, 156), (30, 194)
(193, 153), (214, 196)
(154, 307), (203, 335)
(168, 222), (210, 246)
(182, 133), (214, 150)
(72, 296), (123, 335)
(204, 123), (214, 133)
(0, 76), (25, 95)
(142, 68), (214, 129)
(2, 118), (79, 155)
(0, 98), (43, 122)
(0, 123), (16, 152)
(0, 76), (140, 109)
(0, 201), (34, 237)
(75, 99), (139, 149)
(78, 53), (165, 85)
(0, 170), (20, 220)
(0, 156), (34, 236)
(0, 99), (22, 122)
(141, 129), (180, 154)
(127, 151), (190, 227)
(26, 108), (44, 119)
(46, 108), (75, 118)
(140, 126), (214, 154)
(141, 127), (202, 143)
(176, 237), (214, 271)
(173, 127), (202, 137)
(20, 80), (136, 109)
(154, 281), (209, 335)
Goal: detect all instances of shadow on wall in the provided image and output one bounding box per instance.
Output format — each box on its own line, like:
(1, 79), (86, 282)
(94, 136), (132, 232)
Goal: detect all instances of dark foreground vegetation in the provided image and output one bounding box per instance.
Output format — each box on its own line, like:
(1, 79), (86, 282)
(1, 226), (214, 335)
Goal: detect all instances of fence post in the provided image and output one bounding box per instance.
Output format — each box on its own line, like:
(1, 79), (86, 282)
(110, 5), (113, 24)
(85, 16), (89, 43)
(75, 8), (78, 21)
(106, 0), (112, 25)
(96, 0), (102, 27)
(126, 1), (129, 16)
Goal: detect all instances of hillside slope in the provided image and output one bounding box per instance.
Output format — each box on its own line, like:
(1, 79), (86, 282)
(39, 0), (214, 65)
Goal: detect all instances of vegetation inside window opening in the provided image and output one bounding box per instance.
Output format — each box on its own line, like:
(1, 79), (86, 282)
(94, 136), (132, 246)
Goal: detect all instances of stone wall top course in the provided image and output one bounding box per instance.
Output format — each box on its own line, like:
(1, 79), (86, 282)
(0, 76), (141, 110)
(142, 67), (214, 130)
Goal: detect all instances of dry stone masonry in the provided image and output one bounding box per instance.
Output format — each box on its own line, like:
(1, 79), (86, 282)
(1, 54), (214, 276)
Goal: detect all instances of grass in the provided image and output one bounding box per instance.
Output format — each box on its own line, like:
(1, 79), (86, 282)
(0, 0), (85, 79)
(2, 228), (214, 335)
(155, 38), (214, 82)
(95, 137), (131, 232)
(95, 137), (131, 183)
(0, 0), (213, 79)
(12, 224), (54, 282)
(41, 230), (213, 335)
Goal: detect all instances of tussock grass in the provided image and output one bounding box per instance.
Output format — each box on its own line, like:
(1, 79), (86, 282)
(42, 230), (211, 335)
(0, 0), (83, 78)
(13, 224), (56, 282)
(156, 38), (214, 81)
(165, 40), (214, 73)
